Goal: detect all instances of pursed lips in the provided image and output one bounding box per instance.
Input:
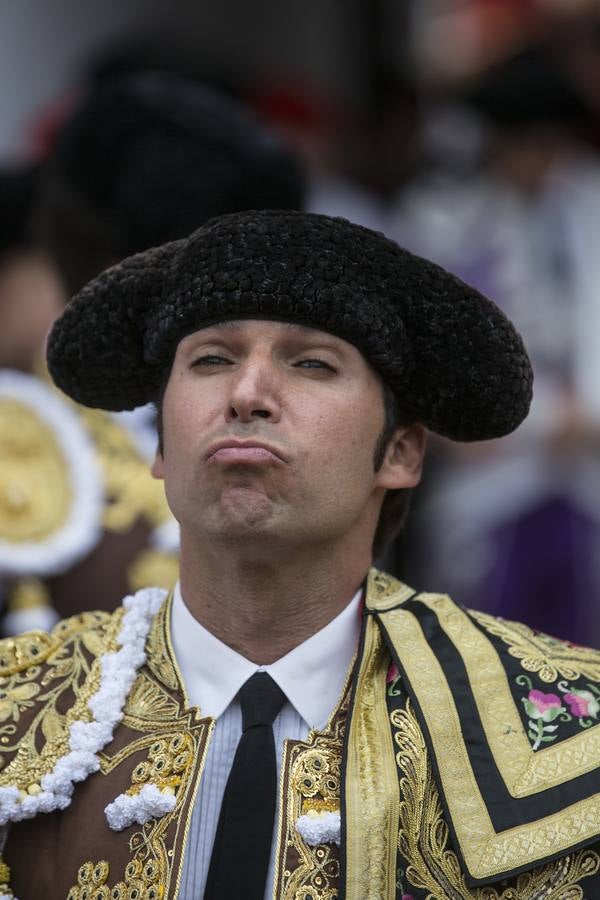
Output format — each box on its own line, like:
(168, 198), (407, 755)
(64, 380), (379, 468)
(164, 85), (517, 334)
(205, 440), (287, 465)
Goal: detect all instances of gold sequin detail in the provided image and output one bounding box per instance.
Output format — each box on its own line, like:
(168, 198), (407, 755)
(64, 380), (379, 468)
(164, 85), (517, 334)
(293, 748), (340, 809)
(469, 608), (600, 684)
(392, 698), (600, 899)
(0, 398), (71, 542)
(302, 798), (340, 814)
(127, 733), (193, 796)
(67, 857), (164, 900)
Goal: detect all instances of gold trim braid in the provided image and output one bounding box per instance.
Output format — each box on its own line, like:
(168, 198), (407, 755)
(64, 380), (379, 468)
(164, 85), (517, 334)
(344, 605), (399, 900)
(393, 698), (600, 899)
(418, 594), (600, 797)
(380, 605), (600, 882)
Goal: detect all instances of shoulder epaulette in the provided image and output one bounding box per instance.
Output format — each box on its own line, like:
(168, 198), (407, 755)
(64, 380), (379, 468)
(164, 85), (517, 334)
(369, 585), (600, 886)
(0, 610), (117, 795)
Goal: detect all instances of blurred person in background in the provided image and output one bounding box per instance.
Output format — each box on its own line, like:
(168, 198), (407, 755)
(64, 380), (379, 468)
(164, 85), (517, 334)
(0, 165), (66, 633)
(0, 166), (64, 374)
(248, 73), (384, 229)
(0, 70), (305, 630)
(389, 41), (600, 647)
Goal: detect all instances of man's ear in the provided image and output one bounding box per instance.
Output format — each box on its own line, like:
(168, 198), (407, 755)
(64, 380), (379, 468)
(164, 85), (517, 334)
(375, 424), (427, 490)
(151, 448), (165, 480)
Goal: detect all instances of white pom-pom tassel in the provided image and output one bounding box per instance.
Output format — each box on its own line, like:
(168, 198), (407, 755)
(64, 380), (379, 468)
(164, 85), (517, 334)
(105, 783), (177, 831)
(295, 810), (341, 846)
(0, 588), (167, 824)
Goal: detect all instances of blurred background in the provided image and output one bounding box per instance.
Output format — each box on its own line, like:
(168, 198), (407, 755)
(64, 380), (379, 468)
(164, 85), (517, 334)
(1, 0), (600, 646)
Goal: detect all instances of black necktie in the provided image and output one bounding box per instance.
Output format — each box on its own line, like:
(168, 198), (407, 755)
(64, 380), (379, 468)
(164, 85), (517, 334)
(204, 671), (286, 899)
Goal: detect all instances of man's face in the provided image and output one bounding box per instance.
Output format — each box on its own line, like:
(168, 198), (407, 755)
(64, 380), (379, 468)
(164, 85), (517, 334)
(153, 320), (421, 552)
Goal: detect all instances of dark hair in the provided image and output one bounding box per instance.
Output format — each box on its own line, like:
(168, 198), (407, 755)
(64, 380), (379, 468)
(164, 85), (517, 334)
(155, 372), (412, 556)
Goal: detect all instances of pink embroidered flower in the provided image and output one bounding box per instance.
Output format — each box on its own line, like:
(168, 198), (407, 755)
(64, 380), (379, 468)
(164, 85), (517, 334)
(563, 689), (600, 719)
(386, 662), (400, 684)
(522, 689), (564, 722)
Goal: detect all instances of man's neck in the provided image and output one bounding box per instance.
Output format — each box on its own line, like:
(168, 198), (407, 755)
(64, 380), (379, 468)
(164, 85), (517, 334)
(178, 537), (371, 664)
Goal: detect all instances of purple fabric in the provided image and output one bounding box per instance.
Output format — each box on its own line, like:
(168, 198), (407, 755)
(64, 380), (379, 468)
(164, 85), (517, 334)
(473, 495), (600, 648)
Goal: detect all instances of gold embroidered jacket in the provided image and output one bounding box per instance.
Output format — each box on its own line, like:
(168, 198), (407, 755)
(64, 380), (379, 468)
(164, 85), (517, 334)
(0, 570), (598, 899)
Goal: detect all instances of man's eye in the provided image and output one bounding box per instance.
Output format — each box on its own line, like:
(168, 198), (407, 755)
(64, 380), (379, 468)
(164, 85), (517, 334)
(191, 355), (232, 368)
(294, 358), (336, 372)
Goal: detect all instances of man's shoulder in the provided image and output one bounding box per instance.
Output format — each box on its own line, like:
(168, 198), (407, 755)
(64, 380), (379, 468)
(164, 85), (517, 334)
(0, 608), (122, 797)
(412, 590), (600, 726)
(463, 602), (600, 681)
(0, 609), (117, 677)
(371, 581), (600, 884)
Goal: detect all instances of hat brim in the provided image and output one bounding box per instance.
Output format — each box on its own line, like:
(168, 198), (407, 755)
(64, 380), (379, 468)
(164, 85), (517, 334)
(47, 211), (533, 441)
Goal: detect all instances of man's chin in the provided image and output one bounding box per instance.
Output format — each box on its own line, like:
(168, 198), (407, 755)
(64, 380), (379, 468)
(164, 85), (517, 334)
(215, 487), (279, 533)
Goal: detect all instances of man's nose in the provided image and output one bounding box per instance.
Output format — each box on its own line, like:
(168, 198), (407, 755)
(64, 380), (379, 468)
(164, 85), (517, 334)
(225, 361), (281, 423)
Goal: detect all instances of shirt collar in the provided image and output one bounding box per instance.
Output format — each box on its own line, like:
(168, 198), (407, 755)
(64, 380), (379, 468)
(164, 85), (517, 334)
(170, 581), (362, 730)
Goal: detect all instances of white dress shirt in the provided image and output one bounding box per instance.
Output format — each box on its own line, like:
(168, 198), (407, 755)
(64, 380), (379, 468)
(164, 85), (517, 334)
(171, 581), (362, 899)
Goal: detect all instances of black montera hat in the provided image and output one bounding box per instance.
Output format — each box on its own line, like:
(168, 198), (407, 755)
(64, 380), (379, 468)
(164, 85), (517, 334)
(47, 210), (533, 441)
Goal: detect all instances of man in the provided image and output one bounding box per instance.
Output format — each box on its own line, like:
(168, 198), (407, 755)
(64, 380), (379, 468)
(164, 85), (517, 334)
(0, 72), (305, 625)
(0, 211), (598, 899)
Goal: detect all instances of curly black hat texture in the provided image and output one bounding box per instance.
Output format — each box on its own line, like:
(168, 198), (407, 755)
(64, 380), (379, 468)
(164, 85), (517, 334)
(47, 210), (533, 441)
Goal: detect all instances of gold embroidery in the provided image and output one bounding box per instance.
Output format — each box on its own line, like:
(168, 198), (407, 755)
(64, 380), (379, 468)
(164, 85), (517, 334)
(0, 398), (71, 542)
(123, 670), (181, 724)
(0, 673), (40, 724)
(392, 698), (600, 899)
(79, 407), (171, 534)
(367, 567), (415, 611)
(469, 608), (600, 684)
(0, 631), (59, 676)
(144, 595), (179, 693)
(95, 708), (212, 900)
(128, 733), (194, 797)
(94, 600), (214, 900)
(0, 608), (122, 791)
(418, 595), (600, 797)
(51, 610), (113, 643)
(94, 715), (208, 897)
(278, 733), (344, 899)
(345, 608), (398, 900)
(380, 605), (600, 882)
(302, 798), (340, 814)
(37, 362), (169, 536)
(274, 659), (355, 900)
(66, 856), (164, 900)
